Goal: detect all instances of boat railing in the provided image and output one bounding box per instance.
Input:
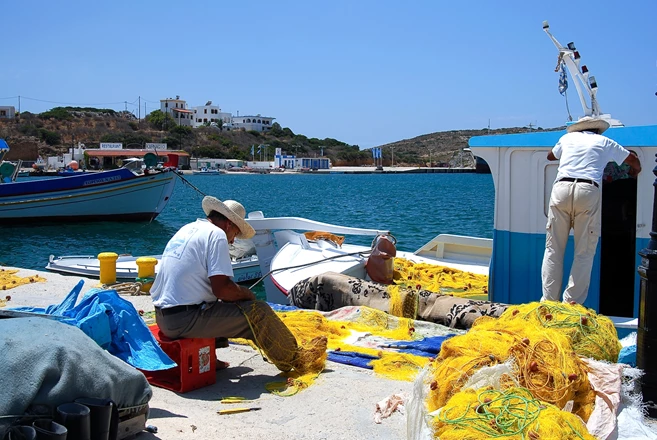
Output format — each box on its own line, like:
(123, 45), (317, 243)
(246, 211), (389, 237)
(414, 234), (492, 266)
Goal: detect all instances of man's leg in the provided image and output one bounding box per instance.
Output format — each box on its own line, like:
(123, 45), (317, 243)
(541, 183), (573, 302)
(181, 301), (300, 372)
(564, 184), (601, 304)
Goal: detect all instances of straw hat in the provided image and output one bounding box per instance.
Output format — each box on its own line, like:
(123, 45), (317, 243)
(566, 116), (610, 134)
(202, 196), (255, 239)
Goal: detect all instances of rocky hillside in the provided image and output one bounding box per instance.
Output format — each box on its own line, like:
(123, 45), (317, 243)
(0, 107), (562, 167)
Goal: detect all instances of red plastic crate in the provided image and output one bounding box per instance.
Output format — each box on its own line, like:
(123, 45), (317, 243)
(142, 324), (216, 393)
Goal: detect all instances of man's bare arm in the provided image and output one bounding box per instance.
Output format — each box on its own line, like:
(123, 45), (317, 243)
(547, 150), (558, 161)
(210, 275), (256, 302)
(624, 151), (641, 176)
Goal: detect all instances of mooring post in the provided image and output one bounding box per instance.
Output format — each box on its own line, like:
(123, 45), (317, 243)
(638, 153), (657, 417)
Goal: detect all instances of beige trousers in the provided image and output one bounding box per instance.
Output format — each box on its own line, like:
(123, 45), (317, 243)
(541, 180), (601, 304)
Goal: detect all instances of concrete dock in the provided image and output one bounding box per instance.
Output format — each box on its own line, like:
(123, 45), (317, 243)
(1, 267), (414, 440)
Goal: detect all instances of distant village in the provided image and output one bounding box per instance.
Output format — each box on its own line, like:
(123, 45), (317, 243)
(0, 96), (332, 172)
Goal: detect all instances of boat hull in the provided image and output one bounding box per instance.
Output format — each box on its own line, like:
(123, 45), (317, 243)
(0, 169), (176, 223)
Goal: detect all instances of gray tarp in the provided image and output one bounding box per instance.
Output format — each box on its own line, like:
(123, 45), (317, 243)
(0, 317), (151, 436)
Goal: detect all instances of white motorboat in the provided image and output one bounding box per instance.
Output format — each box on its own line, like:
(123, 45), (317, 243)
(46, 253), (261, 283)
(245, 213), (491, 304)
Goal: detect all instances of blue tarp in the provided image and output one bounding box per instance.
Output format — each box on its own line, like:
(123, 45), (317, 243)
(327, 335), (454, 369)
(328, 351), (377, 369)
(11, 280), (176, 371)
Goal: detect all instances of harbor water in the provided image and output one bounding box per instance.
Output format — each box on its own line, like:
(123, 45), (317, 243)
(3, 173), (495, 296)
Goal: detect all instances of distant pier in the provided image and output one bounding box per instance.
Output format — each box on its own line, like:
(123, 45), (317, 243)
(306, 166), (478, 175)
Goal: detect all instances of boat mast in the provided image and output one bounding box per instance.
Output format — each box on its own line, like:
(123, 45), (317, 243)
(542, 21), (622, 126)
(542, 21), (600, 119)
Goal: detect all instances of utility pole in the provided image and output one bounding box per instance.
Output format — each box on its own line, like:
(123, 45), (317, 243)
(124, 101), (127, 112)
(18, 95), (20, 118)
(138, 96), (141, 121)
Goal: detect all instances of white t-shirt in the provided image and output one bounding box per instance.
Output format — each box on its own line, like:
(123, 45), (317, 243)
(553, 131), (630, 185)
(151, 219), (234, 308)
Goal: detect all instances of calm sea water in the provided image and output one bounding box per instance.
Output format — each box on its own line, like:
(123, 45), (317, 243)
(3, 173), (495, 276)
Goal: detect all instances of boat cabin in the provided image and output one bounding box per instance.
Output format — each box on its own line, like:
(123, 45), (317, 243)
(469, 125), (657, 320)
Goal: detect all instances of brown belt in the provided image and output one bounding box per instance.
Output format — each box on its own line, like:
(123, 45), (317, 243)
(155, 304), (201, 316)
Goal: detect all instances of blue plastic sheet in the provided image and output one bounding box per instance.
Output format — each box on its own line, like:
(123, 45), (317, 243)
(11, 280), (176, 371)
(619, 344), (637, 367)
(328, 350), (378, 369)
(382, 335), (454, 357)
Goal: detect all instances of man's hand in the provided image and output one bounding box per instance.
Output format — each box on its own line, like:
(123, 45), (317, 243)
(238, 285), (256, 301)
(625, 151), (641, 178)
(210, 275), (256, 302)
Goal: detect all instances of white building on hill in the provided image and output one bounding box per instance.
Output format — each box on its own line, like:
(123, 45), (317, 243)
(160, 96), (193, 127)
(191, 101), (233, 129)
(0, 106), (16, 119)
(232, 114), (275, 132)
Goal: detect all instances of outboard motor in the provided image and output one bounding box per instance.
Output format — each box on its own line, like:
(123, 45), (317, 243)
(365, 234), (397, 284)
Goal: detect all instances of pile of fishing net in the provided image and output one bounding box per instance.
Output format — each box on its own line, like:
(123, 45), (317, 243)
(393, 257), (488, 300)
(234, 304), (451, 395)
(432, 387), (595, 439)
(417, 301), (623, 438)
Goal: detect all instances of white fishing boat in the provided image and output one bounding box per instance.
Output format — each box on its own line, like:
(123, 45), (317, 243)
(46, 253), (261, 283)
(192, 167), (224, 175)
(245, 22), (655, 337)
(245, 213), (491, 304)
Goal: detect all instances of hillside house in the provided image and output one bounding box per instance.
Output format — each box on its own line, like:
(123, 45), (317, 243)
(160, 96), (193, 127)
(192, 101), (232, 129)
(0, 106), (16, 119)
(232, 114), (275, 132)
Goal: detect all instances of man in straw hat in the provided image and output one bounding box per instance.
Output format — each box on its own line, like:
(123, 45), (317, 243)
(541, 116), (641, 304)
(151, 196), (327, 373)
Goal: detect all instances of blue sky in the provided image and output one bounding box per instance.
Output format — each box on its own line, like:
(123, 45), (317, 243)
(2, 0), (655, 149)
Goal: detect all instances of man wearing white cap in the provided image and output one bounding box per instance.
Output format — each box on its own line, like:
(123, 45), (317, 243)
(151, 196), (326, 373)
(541, 117), (641, 304)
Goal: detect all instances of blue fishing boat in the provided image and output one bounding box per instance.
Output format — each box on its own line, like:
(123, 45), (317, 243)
(0, 143), (177, 223)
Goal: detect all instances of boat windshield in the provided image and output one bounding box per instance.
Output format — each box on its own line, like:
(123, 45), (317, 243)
(122, 158), (145, 173)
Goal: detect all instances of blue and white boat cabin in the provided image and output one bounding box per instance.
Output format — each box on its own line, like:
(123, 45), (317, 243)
(469, 125), (656, 321)
(468, 21), (656, 323)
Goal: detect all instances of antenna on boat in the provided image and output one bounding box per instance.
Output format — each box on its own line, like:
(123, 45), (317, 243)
(542, 21), (622, 127)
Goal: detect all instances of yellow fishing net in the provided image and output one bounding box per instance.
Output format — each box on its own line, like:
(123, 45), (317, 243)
(0, 268), (46, 307)
(432, 387), (596, 440)
(426, 301), (607, 422)
(499, 301), (621, 362)
(393, 257), (488, 300)
(233, 305), (432, 395)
